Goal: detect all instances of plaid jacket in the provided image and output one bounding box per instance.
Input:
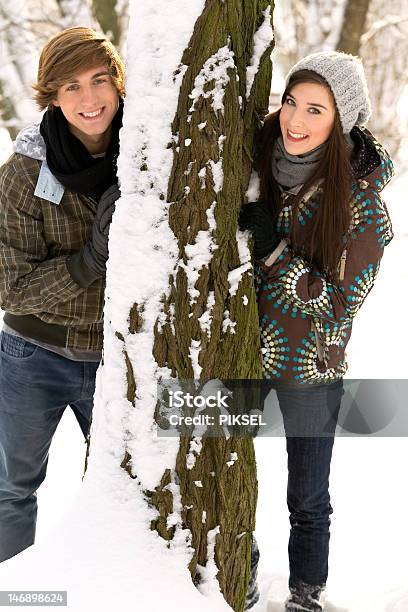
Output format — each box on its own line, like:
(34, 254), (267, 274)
(0, 126), (105, 350)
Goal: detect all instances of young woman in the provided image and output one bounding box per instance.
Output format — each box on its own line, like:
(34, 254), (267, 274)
(241, 52), (394, 611)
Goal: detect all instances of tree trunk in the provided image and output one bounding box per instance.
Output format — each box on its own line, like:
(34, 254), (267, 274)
(91, 0), (121, 47)
(337, 0), (371, 54)
(112, 2), (274, 610)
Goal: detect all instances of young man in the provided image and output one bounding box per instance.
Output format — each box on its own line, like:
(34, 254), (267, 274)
(0, 27), (125, 562)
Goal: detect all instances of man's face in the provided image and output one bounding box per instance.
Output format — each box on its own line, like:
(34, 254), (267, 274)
(52, 65), (119, 148)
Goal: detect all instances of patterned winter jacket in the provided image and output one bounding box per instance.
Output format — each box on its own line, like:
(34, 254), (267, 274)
(255, 127), (394, 383)
(0, 124), (105, 350)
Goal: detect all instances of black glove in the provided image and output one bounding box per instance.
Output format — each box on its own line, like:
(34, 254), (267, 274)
(66, 185), (121, 287)
(238, 201), (281, 260)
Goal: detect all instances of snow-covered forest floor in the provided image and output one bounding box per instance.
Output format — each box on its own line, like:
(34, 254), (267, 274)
(0, 127), (407, 610)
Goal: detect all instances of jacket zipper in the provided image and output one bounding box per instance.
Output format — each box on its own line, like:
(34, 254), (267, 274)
(311, 320), (327, 366)
(339, 248), (347, 281)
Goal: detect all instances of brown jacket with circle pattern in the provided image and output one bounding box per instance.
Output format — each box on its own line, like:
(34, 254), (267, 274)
(255, 127), (394, 383)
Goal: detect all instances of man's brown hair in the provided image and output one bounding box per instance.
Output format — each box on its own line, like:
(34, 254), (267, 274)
(33, 27), (125, 110)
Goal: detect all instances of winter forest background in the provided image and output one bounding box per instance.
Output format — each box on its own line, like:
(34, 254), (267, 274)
(0, 1), (408, 611)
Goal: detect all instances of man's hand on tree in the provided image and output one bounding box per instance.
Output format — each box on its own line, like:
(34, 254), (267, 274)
(66, 184), (121, 288)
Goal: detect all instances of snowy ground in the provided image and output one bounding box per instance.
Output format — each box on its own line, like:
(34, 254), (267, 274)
(1, 141), (407, 611)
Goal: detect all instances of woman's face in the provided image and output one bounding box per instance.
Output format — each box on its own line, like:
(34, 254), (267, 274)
(279, 82), (336, 155)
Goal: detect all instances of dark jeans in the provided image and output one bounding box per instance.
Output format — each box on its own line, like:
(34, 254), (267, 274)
(0, 331), (99, 563)
(257, 379), (344, 590)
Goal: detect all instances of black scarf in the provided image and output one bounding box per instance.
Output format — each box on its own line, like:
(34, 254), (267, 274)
(40, 98), (123, 201)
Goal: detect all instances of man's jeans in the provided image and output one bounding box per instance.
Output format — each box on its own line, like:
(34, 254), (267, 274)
(257, 379), (344, 590)
(0, 331), (99, 563)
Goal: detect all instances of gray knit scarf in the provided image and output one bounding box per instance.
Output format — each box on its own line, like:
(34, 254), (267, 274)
(271, 136), (327, 190)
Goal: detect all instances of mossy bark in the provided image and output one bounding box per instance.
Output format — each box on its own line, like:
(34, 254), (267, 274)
(125, 2), (274, 610)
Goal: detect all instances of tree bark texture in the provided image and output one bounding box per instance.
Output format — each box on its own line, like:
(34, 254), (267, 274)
(337, 0), (371, 54)
(123, 2), (274, 610)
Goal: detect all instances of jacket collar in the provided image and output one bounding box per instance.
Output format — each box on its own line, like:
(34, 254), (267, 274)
(350, 126), (394, 192)
(14, 123), (65, 204)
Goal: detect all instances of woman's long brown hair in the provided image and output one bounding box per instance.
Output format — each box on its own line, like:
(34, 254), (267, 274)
(256, 70), (353, 282)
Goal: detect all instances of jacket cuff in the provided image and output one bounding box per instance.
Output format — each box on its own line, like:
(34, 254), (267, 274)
(66, 250), (102, 288)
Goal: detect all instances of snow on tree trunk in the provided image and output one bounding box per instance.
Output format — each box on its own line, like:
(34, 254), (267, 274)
(149, 5), (274, 608)
(97, 1), (274, 610)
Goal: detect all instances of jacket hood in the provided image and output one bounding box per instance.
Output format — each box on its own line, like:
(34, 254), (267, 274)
(13, 123), (46, 161)
(350, 126), (394, 193)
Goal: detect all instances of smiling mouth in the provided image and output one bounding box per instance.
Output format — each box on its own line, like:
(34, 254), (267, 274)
(79, 107), (104, 120)
(287, 129), (309, 142)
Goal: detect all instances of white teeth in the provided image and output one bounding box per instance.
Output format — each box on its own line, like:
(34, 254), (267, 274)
(288, 130), (307, 139)
(82, 108), (102, 118)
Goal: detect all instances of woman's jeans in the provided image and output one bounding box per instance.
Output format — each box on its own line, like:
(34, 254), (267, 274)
(258, 378), (344, 590)
(0, 331), (99, 563)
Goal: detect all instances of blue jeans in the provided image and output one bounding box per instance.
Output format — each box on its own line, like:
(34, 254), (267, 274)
(0, 331), (99, 563)
(257, 379), (343, 590)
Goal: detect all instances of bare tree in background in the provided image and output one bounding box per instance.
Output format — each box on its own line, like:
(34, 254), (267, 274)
(337, 0), (370, 54)
(358, 0), (408, 157)
(272, 0), (347, 76)
(92, 0), (121, 47)
(272, 0), (408, 158)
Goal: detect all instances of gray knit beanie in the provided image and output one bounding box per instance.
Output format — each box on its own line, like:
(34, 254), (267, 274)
(285, 51), (371, 134)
